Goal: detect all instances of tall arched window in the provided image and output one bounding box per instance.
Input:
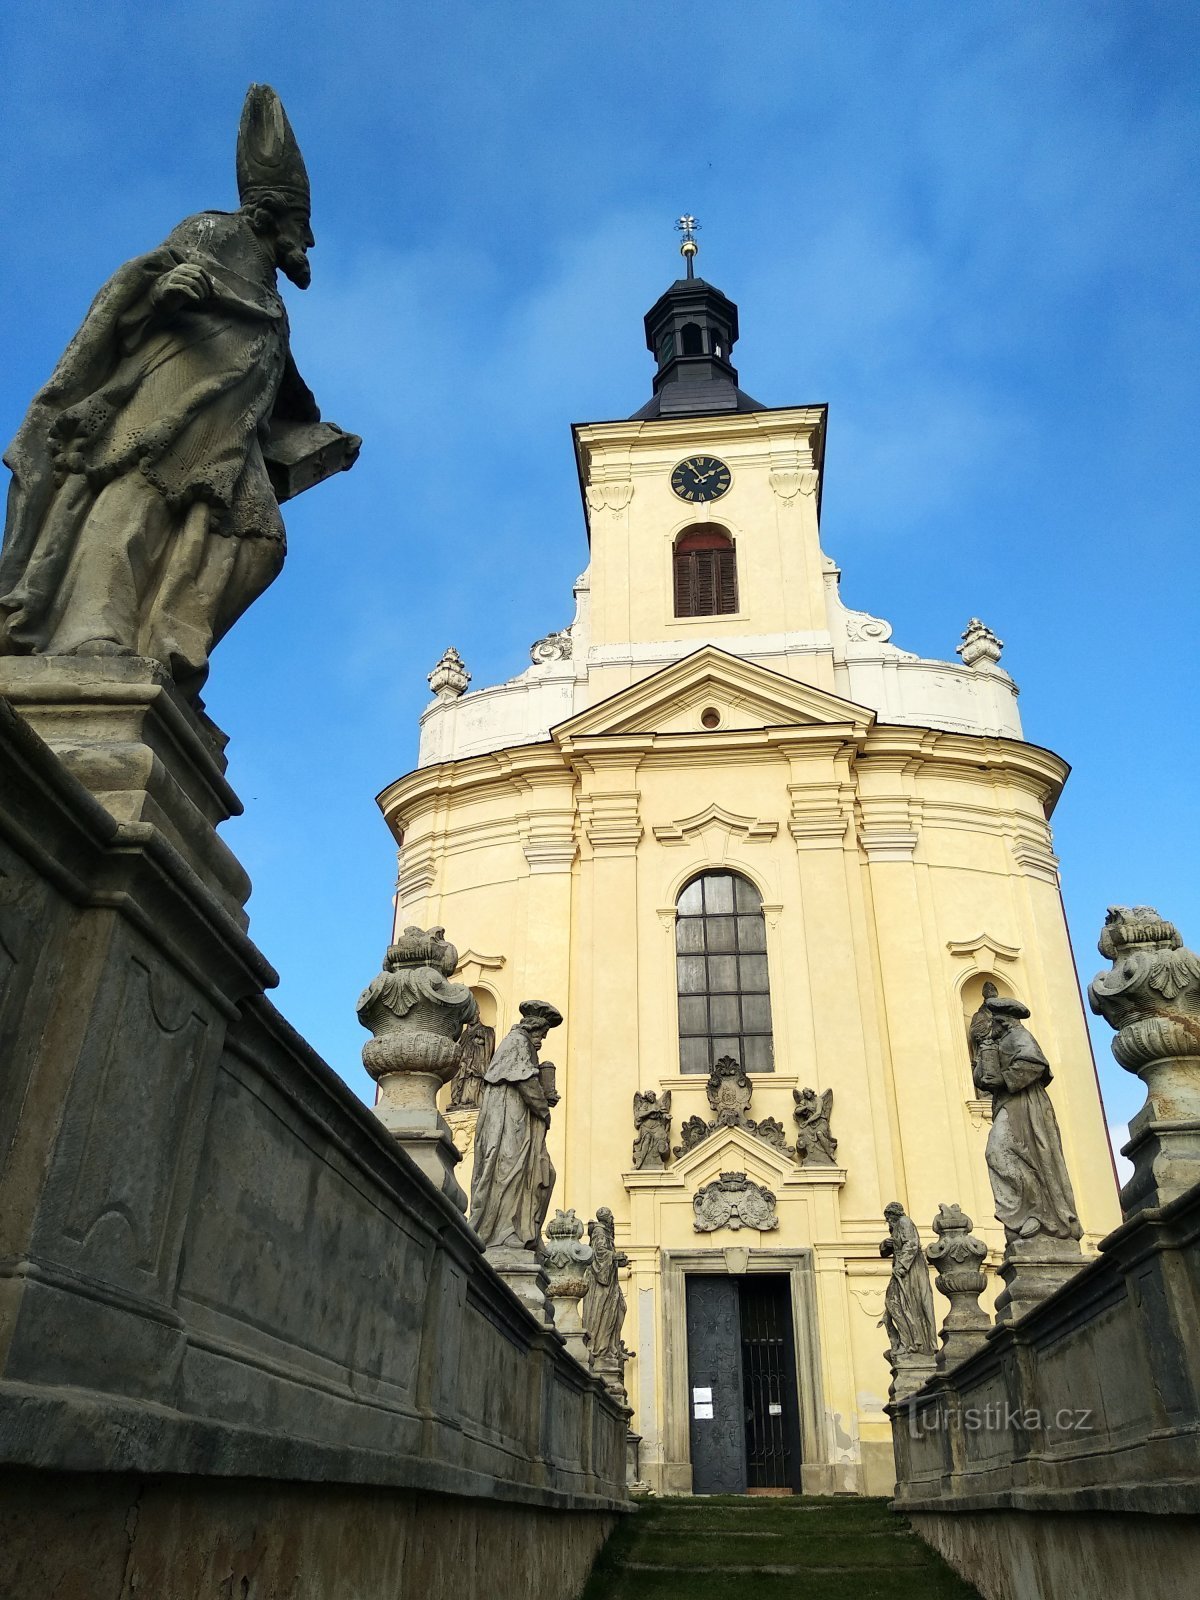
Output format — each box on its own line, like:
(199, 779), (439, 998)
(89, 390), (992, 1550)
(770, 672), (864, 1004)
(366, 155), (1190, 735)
(673, 526), (737, 618)
(681, 321), (703, 355)
(676, 871), (774, 1074)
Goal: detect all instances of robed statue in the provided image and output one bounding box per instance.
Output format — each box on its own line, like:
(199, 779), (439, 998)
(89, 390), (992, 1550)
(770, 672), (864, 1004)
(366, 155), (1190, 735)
(631, 1089), (672, 1169)
(449, 1020), (495, 1111)
(973, 996), (1083, 1243)
(879, 1202), (937, 1356)
(0, 84), (359, 700)
(469, 1000), (562, 1252)
(582, 1207), (628, 1362)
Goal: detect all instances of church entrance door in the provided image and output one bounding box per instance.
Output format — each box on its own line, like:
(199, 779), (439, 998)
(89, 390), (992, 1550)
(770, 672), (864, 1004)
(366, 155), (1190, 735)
(684, 1273), (803, 1494)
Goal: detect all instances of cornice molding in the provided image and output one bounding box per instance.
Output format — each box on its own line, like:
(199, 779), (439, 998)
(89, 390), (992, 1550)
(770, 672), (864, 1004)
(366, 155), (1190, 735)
(652, 803), (779, 847)
(946, 932), (1020, 965)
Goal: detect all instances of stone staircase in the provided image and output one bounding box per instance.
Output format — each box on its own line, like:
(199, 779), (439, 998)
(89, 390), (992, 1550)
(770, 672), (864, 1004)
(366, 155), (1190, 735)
(581, 1495), (982, 1599)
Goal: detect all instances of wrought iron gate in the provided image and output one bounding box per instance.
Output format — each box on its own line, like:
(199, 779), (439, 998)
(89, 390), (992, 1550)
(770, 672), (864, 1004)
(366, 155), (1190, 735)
(739, 1274), (802, 1491)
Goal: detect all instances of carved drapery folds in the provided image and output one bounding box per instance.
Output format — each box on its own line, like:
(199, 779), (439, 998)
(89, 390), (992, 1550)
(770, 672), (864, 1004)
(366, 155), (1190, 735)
(583, 1206), (631, 1405)
(632, 1089), (672, 1169)
(926, 1203), (991, 1367)
(692, 1171), (779, 1233)
(793, 1086), (837, 1165)
(879, 1202), (938, 1399)
(672, 1057), (788, 1158)
(0, 84), (358, 703)
(971, 993), (1084, 1321)
(1089, 905), (1200, 1216)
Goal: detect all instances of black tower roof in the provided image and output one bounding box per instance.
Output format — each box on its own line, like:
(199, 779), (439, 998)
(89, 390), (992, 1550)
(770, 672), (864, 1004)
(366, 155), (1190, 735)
(631, 272), (765, 420)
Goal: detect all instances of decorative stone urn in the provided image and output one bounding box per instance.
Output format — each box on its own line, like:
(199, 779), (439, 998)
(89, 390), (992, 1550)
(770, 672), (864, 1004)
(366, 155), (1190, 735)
(926, 1203), (991, 1368)
(543, 1208), (593, 1365)
(356, 925), (478, 1211)
(1089, 906), (1200, 1216)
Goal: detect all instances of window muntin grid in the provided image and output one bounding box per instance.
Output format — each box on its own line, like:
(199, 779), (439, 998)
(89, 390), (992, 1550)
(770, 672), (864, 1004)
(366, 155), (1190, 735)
(675, 871), (774, 1074)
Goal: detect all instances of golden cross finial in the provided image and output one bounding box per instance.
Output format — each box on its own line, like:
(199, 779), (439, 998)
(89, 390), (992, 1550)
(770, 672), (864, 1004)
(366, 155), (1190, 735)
(676, 214), (700, 277)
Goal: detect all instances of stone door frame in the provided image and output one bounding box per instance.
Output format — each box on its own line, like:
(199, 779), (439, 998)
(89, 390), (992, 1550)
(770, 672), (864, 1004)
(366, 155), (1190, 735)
(659, 1246), (829, 1494)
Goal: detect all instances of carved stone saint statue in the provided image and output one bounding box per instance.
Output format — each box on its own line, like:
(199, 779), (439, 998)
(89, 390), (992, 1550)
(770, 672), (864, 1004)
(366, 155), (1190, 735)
(582, 1207), (629, 1370)
(449, 1019), (495, 1111)
(793, 1087), (837, 1165)
(879, 1202), (937, 1357)
(0, 84), (359, 700)
(968, 981), (999, 1074)
(631, 1089), (672, 1169)
(973, 997), (1083, 1244)
(469, 1000), (562, 1252)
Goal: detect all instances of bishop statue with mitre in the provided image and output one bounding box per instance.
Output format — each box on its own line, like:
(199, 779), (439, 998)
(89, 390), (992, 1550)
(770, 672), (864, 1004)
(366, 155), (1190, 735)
(0, 85), (358, 700)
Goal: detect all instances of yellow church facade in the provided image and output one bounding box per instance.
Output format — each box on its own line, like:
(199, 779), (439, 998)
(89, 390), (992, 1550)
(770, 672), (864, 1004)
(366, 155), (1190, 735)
(377, 258), (1119, 1496)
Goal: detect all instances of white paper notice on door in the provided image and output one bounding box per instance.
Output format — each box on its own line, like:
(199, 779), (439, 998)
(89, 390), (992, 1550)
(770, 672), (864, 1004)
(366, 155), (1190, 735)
(693, 1402), (714, 1419)
(768, 1402), (783, 1416)
(692, 1387), (712, 1404)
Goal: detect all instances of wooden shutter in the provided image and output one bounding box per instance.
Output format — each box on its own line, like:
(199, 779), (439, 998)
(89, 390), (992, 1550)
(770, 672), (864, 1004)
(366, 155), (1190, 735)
(673, 528), (737, 618)
(716, 547), (737, 613)
(674, 549), (696, 615)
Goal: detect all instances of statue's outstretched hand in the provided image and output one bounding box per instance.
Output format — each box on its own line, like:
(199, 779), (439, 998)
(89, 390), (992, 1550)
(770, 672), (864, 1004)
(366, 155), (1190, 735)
(153, 263), (210, 312)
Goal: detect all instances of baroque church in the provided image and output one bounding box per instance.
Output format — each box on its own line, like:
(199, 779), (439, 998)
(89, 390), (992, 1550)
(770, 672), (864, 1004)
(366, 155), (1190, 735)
(376, 232), (1120, 1497)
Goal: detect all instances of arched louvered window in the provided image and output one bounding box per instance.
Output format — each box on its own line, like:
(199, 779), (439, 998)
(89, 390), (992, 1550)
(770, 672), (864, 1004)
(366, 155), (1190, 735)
(676, 871), (774, 1074)
(681, 321), (703, 356)
(673, 526), (737, 618)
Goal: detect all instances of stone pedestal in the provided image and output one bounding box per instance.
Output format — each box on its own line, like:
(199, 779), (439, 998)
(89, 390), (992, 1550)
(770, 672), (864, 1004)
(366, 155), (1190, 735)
(994, 1236), (1083, 1324)
(625, 1431), (645, 1491)
(0, 654), (251, 924)
(888, 1349), (939, 1402)
(1114, 1050), (1200, 1218)
(485, 1246), (552, 1325)
(374, 1074), (468, 1213)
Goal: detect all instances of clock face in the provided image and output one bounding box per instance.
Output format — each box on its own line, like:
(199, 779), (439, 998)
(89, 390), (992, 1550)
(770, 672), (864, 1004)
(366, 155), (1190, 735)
(671, 455), (732, 504)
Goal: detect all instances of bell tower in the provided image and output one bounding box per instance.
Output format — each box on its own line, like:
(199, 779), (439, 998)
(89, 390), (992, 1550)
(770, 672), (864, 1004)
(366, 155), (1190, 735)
(633, 216), (766, 420)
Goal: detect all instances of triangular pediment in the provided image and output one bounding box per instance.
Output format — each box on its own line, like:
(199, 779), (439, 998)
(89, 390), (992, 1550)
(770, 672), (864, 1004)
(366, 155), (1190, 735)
(553, 647), (874, 741)
(671, 1121), (799, 1184)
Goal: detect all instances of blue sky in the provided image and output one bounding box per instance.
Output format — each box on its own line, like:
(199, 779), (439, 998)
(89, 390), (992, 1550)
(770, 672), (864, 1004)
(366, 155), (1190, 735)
(2, 2), (1197, 1150)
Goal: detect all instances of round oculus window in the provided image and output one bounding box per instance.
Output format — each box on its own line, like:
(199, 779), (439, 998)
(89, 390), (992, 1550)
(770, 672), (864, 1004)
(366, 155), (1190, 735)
(700, 707), (722, 729)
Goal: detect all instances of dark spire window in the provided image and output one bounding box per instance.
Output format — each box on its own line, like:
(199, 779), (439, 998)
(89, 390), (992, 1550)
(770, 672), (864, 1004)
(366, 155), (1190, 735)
(681, 321), (704, 356)
(676, 871), (774, 1074)
(673, 526), (738, 617)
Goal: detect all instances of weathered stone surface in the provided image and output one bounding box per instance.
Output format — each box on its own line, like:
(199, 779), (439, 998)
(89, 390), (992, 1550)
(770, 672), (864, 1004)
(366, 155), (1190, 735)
(671, 1056), (789, 1157)
(926, 1202), (991, 1367)
(469, 1000), (562, 1254)
(0, 85), (358, 702)
(1088, 905), (1200, 1216)
(692, 1170), (779, 1233)
(0, 1468), (617, 1600)
(880, 1202), (938, 1363)
(631, 1088), (671, 1169)
(449, 1019), (494, 1110)
(583, 1207), (629, 1401)
(889, 1174), (1200, 1598)
(793, 1085), (837, 1165)
(543, 1209), (592, 1365)
(356, 926), (477, 1210)
(0, 698), (629, 1557)
(973, 996), (1083, 1249)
